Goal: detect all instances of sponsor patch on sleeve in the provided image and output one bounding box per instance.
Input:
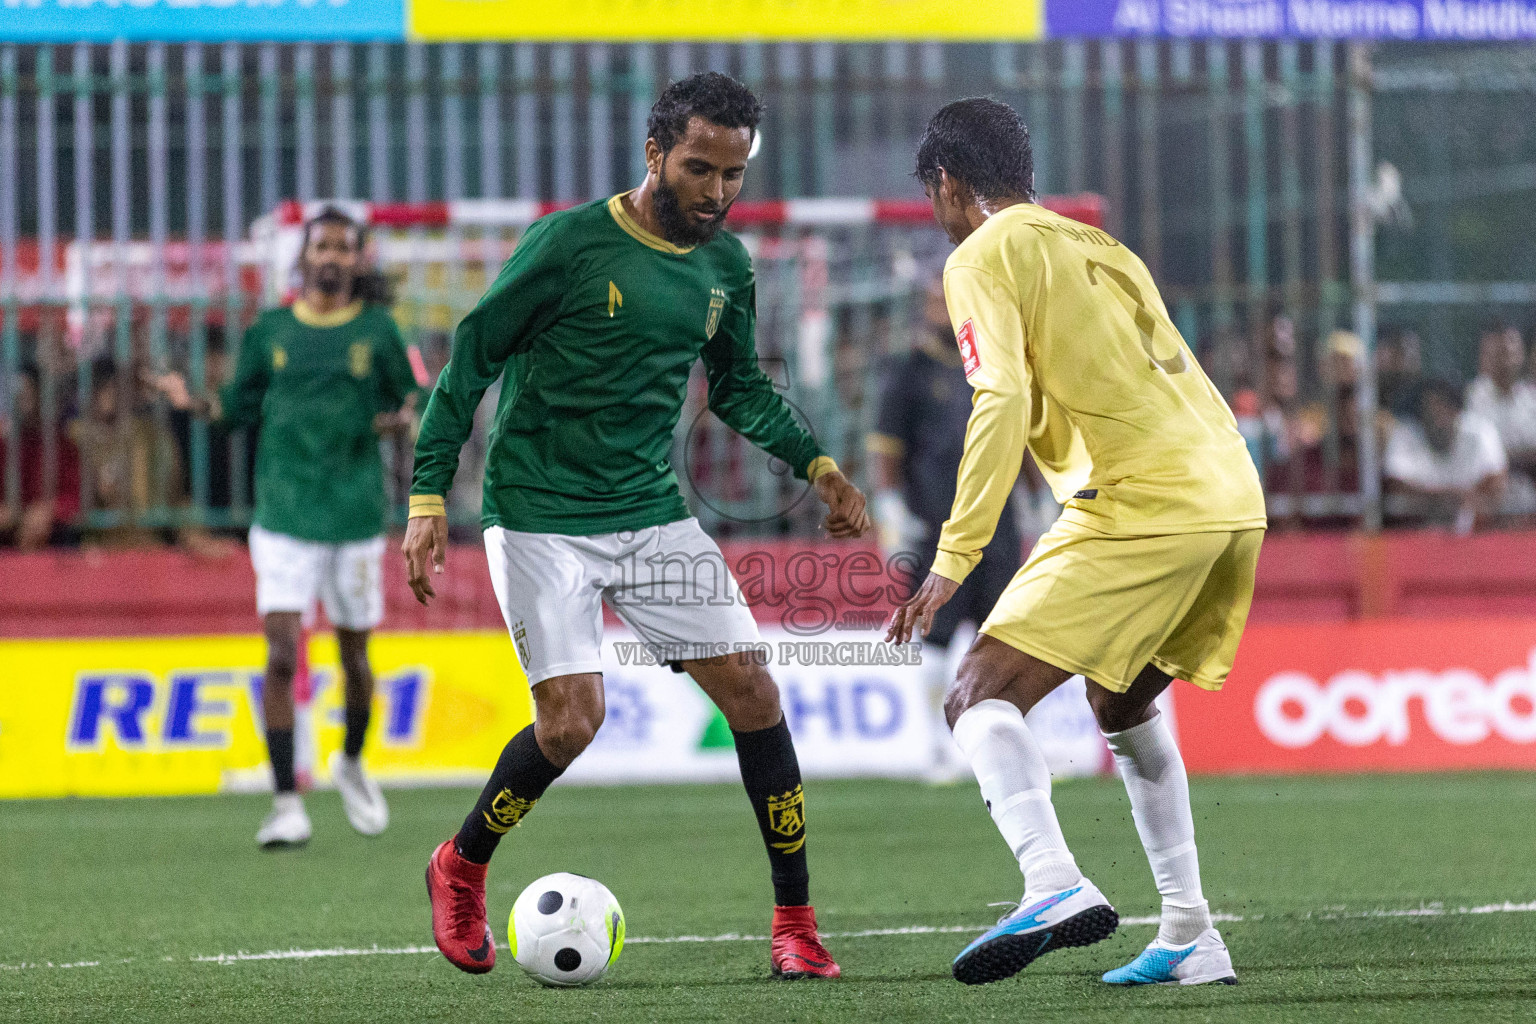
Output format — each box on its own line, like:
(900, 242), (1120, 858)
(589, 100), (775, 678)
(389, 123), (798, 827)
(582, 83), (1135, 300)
(956, 318), (981, 378)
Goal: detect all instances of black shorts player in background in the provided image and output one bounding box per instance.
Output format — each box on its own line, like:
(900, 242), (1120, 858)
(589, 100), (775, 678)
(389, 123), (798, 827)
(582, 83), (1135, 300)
(868, 277), (1024, 782)
(159, 208), (421, 848)
(404, 73), (868, 980)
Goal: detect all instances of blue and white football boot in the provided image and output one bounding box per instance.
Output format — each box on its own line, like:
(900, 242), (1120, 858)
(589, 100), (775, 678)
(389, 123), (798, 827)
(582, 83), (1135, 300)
(951, 880), (1119, 985)
(1101, 926), (1237, 986)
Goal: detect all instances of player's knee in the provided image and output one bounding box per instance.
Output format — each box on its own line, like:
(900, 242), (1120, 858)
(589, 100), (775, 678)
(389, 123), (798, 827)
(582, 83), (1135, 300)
(265, 643), (298, 686)
(1088, 690), (1154, 734)
(713, 665), (781, 732)
(944, 655), (998, 729)
(536, 705), (604, 767)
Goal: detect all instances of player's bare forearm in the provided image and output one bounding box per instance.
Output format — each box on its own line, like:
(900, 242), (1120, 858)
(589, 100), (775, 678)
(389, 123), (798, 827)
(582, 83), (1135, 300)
(402, 514), (448, 605)
(813, 470), (872, 539)
(885, 571), (959, 645)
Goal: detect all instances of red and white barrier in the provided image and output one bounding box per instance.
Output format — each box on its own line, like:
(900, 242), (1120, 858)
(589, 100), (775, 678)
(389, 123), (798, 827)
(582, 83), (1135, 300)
(267, 194), (1106, 231)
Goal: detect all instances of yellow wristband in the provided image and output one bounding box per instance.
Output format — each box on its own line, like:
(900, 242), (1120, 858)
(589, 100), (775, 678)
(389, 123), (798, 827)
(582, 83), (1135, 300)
(408, 494), (447, 518)
(806, 456), (839, 483)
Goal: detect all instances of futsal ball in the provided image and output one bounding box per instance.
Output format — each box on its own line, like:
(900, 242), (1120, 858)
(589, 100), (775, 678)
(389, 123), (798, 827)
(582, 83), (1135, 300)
(509, 872), (625, 987)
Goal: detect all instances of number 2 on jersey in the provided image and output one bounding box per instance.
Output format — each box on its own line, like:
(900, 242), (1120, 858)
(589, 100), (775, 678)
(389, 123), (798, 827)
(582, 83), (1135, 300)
(1085, 259), (1189, 374)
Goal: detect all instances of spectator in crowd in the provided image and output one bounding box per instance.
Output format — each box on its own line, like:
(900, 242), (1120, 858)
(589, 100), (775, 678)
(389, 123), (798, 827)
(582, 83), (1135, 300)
(0, 365), (82, 549)
(75, 357), (189, 548)
(1376, 327), (1424, 420)
(166, 327), (257, 529)
(1466, 322), (1536, 520)
(1232, 387), (1287, 489)
(1384, 377), (1506, 534)
(1295, 331), (1369, 490)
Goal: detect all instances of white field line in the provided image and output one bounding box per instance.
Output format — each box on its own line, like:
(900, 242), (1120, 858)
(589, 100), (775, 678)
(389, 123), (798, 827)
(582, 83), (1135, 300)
(3, 901), (1534, 972)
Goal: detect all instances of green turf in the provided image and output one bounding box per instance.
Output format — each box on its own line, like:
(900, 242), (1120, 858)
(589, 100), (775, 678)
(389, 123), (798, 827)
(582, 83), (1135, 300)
(4, 773), (1536, 1023)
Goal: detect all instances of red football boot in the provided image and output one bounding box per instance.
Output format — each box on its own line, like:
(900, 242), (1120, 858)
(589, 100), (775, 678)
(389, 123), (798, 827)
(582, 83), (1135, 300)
(425, 839), (496, 974)
(770, 905), (842, 979)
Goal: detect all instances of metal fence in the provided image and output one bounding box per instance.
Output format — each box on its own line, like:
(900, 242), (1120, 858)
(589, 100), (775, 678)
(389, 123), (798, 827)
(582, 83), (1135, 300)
(2, 38), (1532, 542)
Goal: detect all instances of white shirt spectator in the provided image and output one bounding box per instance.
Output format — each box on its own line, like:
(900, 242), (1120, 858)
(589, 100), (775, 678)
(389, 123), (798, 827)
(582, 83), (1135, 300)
(1384, 412), (1506, 492)
(1466, 375), (1536, 457)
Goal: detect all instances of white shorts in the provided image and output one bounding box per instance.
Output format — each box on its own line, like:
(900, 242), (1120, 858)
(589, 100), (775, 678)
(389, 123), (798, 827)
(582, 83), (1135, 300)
(249, 524), (386, 631)
(484, 517), (762, 686)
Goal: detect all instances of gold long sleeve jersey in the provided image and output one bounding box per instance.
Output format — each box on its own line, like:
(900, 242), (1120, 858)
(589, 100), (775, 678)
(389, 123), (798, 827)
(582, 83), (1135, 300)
(931, 202), (1267, 584)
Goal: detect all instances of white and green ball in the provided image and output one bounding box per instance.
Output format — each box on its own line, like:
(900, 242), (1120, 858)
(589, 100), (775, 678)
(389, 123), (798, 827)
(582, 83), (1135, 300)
(509, 872), (625, 987)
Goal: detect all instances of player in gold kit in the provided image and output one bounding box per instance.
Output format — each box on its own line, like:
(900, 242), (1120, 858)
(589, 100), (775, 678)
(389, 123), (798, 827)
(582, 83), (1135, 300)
(887, 98), (1266, 986)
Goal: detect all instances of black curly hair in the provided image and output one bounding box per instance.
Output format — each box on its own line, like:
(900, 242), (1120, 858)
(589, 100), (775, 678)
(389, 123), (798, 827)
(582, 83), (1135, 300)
(914, 97), (1036, 203)
(299, 206), (394, 305)
(647, 71), (763, 154)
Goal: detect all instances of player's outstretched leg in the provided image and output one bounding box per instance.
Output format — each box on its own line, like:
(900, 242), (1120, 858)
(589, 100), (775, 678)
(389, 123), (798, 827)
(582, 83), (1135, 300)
(734, 718), (840, 979)
(1092, 668), (1235, 986)
(257, 612), (311, 849)
(944, 639), (1117, 986)
(427, 676), (596, 973)
(689, 655), (839, 979)
(330, 627), (388, 836)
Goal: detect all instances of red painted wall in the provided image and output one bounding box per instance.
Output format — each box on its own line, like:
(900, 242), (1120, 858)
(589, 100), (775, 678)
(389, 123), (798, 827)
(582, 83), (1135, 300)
(2, 531), (1534, 638)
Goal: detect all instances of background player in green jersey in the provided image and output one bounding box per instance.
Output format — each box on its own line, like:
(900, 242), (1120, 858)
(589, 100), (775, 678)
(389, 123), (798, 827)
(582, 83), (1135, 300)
(159, 208), (423, 848)
(405, 72), (870, 980)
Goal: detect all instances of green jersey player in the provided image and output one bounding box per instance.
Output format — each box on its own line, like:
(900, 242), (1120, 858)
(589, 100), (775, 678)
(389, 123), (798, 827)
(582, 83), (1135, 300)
(160, 208), (422, 848)
(406, 72), (868, 980)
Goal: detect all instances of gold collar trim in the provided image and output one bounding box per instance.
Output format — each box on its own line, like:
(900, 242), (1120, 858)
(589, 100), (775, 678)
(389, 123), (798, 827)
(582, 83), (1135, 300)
(292, 298), (364, 328)
(607, 192), (696, 255)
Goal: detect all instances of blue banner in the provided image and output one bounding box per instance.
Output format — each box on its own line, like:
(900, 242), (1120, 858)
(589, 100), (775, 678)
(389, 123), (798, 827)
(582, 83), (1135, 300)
(1047, 1), (1536, 39)
(0, 0), (406, 42)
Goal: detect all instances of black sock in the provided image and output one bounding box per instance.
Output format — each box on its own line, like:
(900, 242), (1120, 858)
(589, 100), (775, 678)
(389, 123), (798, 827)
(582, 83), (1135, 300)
(733, 716), (811, 907)
(343, 704), (370, 758)
(455, 725), (564, 864)
(266, 728), (296, 794)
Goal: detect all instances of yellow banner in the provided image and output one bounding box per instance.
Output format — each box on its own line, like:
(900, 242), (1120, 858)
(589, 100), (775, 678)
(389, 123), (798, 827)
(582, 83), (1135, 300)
(409, 0), (1043, 41)
(0, 632), (531, 799)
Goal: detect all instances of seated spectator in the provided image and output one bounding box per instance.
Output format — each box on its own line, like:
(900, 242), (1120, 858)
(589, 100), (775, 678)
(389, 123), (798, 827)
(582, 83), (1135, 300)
(1233, 387), (1288, 487)
(1466, 322), (1536, 520)
(1271, 332), (1373, 528)
(1384, 377), (1506, 534)
(0, 365), (82, 550)
(1376, 327), (1424, 421)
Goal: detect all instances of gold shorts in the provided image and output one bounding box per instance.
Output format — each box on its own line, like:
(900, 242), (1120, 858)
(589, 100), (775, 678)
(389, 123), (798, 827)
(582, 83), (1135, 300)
(980, 521), (1264, 693)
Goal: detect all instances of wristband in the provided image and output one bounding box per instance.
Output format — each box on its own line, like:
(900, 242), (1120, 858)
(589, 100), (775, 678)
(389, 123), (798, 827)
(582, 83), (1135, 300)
(806, 456), (839, 483)
(408, 494), (447, 518)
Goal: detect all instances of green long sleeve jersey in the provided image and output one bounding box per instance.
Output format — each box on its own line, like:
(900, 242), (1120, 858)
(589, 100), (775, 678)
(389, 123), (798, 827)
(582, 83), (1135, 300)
(221, 300), (421, 543)
(410, 194), (828, 536)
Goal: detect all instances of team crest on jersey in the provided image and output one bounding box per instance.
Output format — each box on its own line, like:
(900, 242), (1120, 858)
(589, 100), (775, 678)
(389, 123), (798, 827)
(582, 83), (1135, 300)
(349, 341), (372, 378)
(705, 288), (727, 339)
(272, 345), (287, 371)
(956, 319), (981, 377)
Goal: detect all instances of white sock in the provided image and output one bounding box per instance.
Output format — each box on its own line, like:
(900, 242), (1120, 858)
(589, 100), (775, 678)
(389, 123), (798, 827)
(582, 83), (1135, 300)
(1103, 713), (1212, 945)
(952, 698), (1082, 898)
(922, 644), (964, 773)
(273, 792), (305, 814)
